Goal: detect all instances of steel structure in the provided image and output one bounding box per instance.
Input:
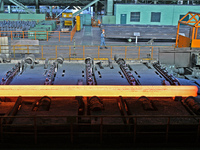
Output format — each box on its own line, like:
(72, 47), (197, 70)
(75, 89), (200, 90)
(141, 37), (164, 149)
(175, 12), (200, 48)
(8, 0), (35, 13)
(2, 0), (200, 6)
(3, 0), (105, 6)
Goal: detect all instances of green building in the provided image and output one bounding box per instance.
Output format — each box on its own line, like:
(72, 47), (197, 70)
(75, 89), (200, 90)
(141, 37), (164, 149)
(103, 4), (200, 25)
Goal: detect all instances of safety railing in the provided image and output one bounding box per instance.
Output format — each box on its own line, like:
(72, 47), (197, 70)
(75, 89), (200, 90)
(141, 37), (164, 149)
(4, 45), (173, 61)
(0, 30), (75, 42)
(0, 115), (200, 144)
(0, 19), (44, 23)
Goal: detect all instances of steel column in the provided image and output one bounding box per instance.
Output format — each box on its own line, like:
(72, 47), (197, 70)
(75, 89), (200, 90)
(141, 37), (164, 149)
(8, 5), (11, 13)
(49, 6), (52, 18)
(36, 0), (39, 14)
(95, 2), (98, 20)
(175, 22), (180, 47)
(73, 0), (100, 17)
(0, 0), (4, 12)
(107, 0), (113, 16)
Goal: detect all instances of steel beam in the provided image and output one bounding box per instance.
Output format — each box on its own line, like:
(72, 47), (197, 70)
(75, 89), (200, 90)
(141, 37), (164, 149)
(9, 0), (35, 14)
(0, 85), (197, 97)
(55, 6), (70, 18)
(73, 0), (100, 17)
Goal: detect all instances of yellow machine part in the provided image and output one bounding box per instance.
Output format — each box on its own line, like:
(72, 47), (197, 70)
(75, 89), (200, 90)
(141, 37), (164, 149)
(62, 12), (73, 18)
(76, 16), (81, 31)
(64, 20), (72, 26)
(191, 39), (200, 48)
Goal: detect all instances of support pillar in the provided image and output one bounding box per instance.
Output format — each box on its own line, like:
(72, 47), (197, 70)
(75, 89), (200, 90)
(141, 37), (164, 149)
(49, 6), (52, 18)
(91, 6), (93, 18)
(56, 6), (59, 16)
(8, 5), (11, 13)
(95, 2), (98, 20)
(104, 0), (106, 15)
(106, 0), (113, 16)
(0, 0), (4, 13)
(36, 0), (39, 14)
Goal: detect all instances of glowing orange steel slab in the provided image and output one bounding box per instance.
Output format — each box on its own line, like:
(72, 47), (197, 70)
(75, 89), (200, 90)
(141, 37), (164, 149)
(0, 85), (197, 97)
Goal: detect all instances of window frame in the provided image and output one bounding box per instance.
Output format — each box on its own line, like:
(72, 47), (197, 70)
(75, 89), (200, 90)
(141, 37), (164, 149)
(151, 12), (161, 22)
(130, 12), (140, 22)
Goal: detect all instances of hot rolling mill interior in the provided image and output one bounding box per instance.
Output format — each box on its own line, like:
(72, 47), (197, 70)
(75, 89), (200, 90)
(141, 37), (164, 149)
(0, 54), (200, 144)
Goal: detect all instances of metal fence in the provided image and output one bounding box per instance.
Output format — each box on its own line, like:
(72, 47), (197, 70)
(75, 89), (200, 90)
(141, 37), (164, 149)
(0, 115), (200, 144)
(0, 45), (173, 60)
(0, 24), (77, 42)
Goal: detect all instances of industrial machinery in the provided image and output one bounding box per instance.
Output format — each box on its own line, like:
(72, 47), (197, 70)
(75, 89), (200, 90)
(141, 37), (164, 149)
(60, 12), (75, 32)
(0, 53), (199, 145)
(28, 20), (56, 40)
(76, 15), (81, 32)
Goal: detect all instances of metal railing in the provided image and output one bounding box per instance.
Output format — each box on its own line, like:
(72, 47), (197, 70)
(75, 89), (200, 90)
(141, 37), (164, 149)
(0, 19), (43, 23)
(0, 115), (200, 144)
(0, 30), (74, 41)
(0, 45), (173, 60)
(0, 25), (77, 42)
(70, 24), (77, 41)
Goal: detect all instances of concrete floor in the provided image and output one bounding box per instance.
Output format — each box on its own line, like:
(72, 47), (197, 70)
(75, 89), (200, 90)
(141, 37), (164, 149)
(39, 25), (175, 47)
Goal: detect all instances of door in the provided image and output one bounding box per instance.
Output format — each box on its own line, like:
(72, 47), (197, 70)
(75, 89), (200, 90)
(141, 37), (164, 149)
(121, 14), (126, 24)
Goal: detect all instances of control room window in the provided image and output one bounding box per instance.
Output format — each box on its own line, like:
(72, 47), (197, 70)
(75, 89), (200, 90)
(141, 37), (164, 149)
(151, 12), (161, 22)
(130, 12), (140, 22)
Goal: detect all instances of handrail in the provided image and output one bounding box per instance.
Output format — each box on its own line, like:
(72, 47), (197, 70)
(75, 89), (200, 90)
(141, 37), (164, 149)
(0, 30), (73, 42)
(0, 45), (173, 60)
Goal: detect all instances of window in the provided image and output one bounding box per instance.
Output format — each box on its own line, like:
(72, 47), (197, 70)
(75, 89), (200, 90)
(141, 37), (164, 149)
(130, 12), (140, 22)
(151, 12), (161, 22)
(180, 15), (189, 21)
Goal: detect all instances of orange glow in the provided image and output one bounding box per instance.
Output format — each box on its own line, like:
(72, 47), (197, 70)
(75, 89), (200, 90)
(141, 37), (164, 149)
(0, 85), (197, 97)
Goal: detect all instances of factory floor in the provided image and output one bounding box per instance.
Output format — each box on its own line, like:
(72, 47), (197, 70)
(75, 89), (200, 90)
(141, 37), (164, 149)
(39, 25), (175, 47)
